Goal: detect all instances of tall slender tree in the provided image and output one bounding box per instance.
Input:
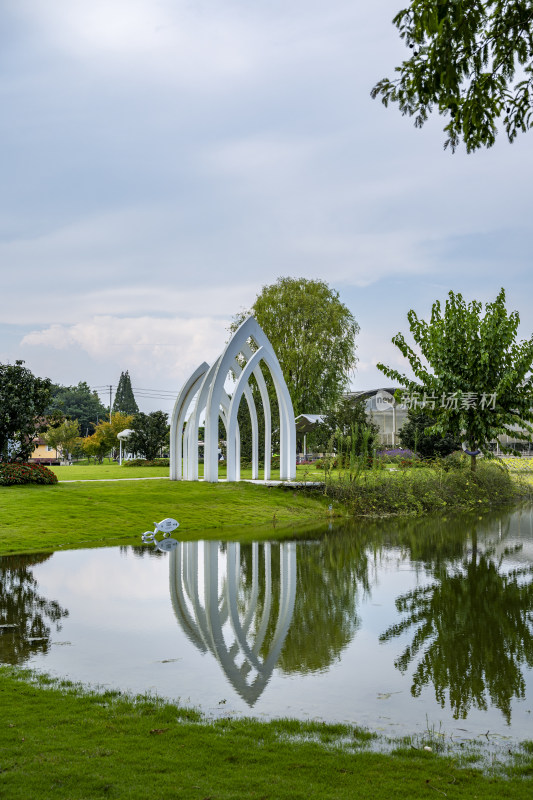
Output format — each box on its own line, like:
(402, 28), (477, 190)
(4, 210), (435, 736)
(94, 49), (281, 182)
(112, 371), (139, 415)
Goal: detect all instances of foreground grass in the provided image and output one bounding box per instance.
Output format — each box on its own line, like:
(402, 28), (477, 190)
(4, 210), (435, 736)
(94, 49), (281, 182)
(1, 668), (532, 800)
(0, 479), (331, 556)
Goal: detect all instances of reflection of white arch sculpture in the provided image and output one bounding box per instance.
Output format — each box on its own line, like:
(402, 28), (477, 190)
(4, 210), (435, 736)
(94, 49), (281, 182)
(169, 540), (297, 706)
(170, 316), (296, 482)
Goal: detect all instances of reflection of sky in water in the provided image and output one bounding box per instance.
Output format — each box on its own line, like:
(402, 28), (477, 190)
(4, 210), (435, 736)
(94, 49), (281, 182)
(1, 505), (533, 742)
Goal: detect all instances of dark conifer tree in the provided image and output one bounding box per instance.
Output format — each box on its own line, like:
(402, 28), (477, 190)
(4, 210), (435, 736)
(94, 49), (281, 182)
(112, 371), (139, 415)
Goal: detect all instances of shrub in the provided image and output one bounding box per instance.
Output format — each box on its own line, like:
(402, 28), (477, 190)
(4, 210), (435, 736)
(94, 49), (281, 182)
(0, 462), (58, 486)
(376, 448), (416, 462)
(122, 458), (170, 467)
(323, 460), (520, 515)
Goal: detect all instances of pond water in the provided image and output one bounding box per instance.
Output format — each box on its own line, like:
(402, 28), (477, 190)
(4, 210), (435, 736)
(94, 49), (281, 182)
(1, 505), (533, 743)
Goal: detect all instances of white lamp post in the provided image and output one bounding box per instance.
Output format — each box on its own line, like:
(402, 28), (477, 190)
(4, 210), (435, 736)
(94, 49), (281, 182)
(117, 428), (134, 465)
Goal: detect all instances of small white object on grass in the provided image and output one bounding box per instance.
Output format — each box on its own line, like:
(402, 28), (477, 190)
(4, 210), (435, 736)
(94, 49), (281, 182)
(154, 518), (179, 536)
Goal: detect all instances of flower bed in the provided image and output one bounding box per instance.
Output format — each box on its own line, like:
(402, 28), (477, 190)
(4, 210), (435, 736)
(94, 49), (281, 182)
(0, 462), (58, 486)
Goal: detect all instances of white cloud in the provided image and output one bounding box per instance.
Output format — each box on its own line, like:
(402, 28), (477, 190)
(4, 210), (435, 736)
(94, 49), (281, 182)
(20, 315), (230, 385)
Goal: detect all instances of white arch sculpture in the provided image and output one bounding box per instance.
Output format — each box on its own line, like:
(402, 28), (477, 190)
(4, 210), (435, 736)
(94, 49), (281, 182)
(170, 316), (296, 482)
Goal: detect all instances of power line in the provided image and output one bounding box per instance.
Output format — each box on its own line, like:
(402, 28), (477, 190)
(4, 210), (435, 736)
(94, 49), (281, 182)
(90, 385), (177, 404)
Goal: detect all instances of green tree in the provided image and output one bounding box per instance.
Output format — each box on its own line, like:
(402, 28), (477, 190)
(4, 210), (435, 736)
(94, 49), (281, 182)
(313, 396), (379, 455)
(371, 1), (533, 152)
(230, 277), (359, 417)
(0, 361), (52, 462)
(47, 382), (108, 435)
(82, 431), (111, 463)
(129, 411), (169, 460)
(81, 413), (133, 462)
(399, 408), (462, 458)
(112, 371), (139, 415)
(43, 419), (81, 462)
(377, 288), (533, 470)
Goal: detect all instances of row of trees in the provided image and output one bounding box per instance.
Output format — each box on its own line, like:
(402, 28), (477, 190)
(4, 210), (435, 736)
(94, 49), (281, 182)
(45, 371), (139, 436)
(2, 279), (533, 468)
(230, 280), (533, 467)
(0, 363), (166, 464)
(44, 411), (169, 463)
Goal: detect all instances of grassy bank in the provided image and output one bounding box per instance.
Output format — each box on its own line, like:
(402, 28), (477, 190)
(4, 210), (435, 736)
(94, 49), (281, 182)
(0, 479), (331, 556)
(2, 461), (530, 557)
(1, 668), (532, 800)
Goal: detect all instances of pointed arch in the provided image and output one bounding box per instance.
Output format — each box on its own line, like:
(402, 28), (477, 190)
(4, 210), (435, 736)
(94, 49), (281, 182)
(170, 362), (209, 480)
(170, 316), (295, 482)
(204, 317), (296, 482)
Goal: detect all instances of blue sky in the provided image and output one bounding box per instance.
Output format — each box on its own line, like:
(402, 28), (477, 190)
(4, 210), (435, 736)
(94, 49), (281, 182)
(1, 0), (532, 414)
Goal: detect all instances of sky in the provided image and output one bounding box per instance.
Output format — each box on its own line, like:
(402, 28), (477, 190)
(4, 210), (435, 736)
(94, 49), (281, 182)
(1, 0), (532, 415)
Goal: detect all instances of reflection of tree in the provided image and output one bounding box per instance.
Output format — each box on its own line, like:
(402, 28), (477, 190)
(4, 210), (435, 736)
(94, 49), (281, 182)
(119, 545), (165, 559)
(380, 524), (533, 723)
(0, 554), (69, 665)
(247, 528), (371, 673)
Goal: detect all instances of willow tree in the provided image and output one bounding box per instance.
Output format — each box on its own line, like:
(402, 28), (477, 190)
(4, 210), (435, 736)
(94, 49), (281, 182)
(377, 288), (533, 470)
(230, 277), (359, 416)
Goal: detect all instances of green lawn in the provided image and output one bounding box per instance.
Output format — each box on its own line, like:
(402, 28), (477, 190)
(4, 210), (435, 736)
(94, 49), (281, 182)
(52, 463), (170, 480)
(0, 476), (331, 556)
(50, 461), (326, 482)
(1, 668), (531, 800)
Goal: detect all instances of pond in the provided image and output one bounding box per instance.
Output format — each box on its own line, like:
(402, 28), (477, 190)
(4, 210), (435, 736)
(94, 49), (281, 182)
(1, 505), (533, 743)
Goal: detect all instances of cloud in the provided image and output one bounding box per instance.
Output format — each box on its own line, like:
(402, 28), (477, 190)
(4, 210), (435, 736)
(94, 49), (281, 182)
(8, 0), (365, 95)
(20, 315), (231, 385)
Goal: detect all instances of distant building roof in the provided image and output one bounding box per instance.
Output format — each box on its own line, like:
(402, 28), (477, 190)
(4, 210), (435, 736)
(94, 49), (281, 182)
(344, 388), (398, 402)
(295, 414), (325, 434)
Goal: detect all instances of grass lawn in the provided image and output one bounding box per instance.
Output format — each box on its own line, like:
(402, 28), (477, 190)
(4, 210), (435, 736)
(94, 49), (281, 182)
(1, 668), (532, 800)
(2, 460), (529, 557)
(0, 476), (331, 557)
(50, 461), (327, 482)
(51, 462), (170, 480)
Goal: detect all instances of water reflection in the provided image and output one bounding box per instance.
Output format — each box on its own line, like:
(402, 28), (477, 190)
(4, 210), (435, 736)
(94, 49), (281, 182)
(0, 553), (69, 664)
(380, 516), (533, 722)
(1, 506), (532, 735)
(168, 534), (371, 704)
(274, 532), (368, 673)
(169, 541), (296, 705)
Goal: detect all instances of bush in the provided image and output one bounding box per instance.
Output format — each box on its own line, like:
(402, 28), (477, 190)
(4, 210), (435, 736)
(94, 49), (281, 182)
(0, 462), (58, 486)
(122, 458), (170, 467)
(323, 460), (520, 516)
